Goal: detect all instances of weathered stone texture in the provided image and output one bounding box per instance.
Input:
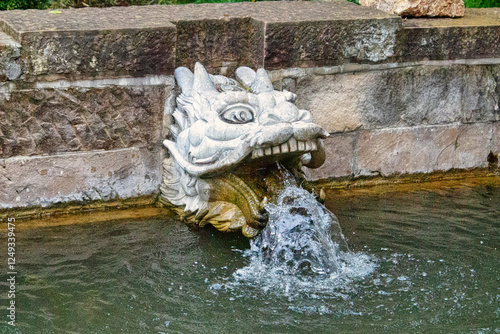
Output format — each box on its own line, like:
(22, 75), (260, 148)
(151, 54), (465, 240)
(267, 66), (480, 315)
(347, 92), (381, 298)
(1, 5), (499, 76)
(360, 0), (465, 18)
(175, 18), (256, 73)
(356, 123), (492, 176)
(0, 2), (401, 78)
(401, 9), (500, 61)
(0, 147), (162, 209)
(0, 85), (166, 158)
(493, 122), (500, 154)
(494, 66), (500, 122)
(20, 28), (176, 79)
(264, 19), (399, 69)
(0, 32), (21, 81)
(0, 7), (177, 79)
(293, 65), (499, 133)
(303, 133), (356, 181)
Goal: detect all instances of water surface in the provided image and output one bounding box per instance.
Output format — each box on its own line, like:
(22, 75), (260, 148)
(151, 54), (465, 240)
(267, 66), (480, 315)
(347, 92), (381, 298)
(1, 179), (499, 333)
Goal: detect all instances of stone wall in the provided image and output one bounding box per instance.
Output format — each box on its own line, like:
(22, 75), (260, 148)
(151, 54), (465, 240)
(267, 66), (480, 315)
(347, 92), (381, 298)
(282, 62), (500, 180)
(0, 2), (499, 215)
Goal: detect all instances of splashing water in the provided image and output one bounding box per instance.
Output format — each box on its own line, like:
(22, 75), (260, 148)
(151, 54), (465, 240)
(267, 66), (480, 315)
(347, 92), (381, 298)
(227, 184), (377, 300)
(255, 185), (349, 276)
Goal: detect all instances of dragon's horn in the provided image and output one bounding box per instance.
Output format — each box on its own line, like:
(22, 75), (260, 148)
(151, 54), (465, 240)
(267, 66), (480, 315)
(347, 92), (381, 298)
(235, 67), (256, 90)
(175, 67), (194, 96)
(193, 62), (218, 94)
(251, 68), (274, 93)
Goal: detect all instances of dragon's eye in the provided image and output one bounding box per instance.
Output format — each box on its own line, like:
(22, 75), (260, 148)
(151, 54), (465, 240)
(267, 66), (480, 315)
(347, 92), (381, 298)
(219, 104), (255, 124)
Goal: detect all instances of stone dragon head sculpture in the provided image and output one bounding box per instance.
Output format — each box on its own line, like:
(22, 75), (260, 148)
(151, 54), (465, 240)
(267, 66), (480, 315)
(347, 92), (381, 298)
(160, 63), (328, 237)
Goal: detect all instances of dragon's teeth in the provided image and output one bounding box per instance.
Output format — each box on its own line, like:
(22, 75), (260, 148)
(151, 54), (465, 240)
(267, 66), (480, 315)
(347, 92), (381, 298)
(311, 140), (317, 151)
(297, 141), (306, 151)
(252, 148), (264, 159)
(305, 140), (313, 151)
(253, 138), (318, 159)
(289, 138), (298, 152)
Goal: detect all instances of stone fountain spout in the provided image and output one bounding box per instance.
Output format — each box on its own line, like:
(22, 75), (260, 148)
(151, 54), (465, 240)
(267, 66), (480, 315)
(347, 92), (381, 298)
(160, 63), (328, 237)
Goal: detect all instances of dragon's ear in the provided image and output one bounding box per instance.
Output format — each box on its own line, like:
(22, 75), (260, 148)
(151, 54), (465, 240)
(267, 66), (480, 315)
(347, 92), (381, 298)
(175, 67), (194, 96)
(193, 62), (218, 95)
(235, 67), (256, 90)
(251, 69), (274, 93)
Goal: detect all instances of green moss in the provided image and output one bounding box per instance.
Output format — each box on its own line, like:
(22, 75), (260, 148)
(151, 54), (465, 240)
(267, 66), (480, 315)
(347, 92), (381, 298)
(464, 0), (500, 7)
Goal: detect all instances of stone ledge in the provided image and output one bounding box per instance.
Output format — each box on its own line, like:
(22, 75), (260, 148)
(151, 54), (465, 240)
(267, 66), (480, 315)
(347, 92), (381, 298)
(0, 2), (400, 79)
(0, 197), (158, 221)
(401, 8), (500, 62)
(0, 147), (163, 209)
(0, 7), (178, 79)
(312, 169), (500, 192)
(1, 3), (498, 80)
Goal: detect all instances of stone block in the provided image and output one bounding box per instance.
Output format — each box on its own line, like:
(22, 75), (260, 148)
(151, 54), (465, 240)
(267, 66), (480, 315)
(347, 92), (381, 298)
(0, 8), (176, 79)
(304, 133), (357, 181)
(446, 123), (492, 170)
(401, 8), (500, 61)
(0, 85), (168, 158)
(356, 123), (492, 176)
(360, 0), (465, 18)
(0, 32), (21, 81)
(294, 64), (499, 133)
(492, 121), (500, 155)
(175, 18), (257, 73)
(262, 2), (400, 69)
(0, 147), (162, 209)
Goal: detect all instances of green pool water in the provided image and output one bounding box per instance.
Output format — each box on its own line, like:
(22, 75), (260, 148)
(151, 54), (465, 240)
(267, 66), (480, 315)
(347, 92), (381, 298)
(1, 180), (499, 333)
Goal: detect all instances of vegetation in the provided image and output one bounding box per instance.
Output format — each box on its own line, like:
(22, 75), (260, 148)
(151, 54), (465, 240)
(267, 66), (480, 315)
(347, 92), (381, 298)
(1, 0), (499, 10)
(0, 0), (49, 10)
(463, 0), (500, 7)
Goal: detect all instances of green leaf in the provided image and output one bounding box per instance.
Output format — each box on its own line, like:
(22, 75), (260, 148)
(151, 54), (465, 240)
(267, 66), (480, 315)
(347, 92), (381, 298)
(49, 10), (62, 14)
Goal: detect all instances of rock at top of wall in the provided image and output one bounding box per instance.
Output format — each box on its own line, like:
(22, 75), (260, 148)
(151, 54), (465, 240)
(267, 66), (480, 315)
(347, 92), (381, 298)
(360, 0), (465, 18)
